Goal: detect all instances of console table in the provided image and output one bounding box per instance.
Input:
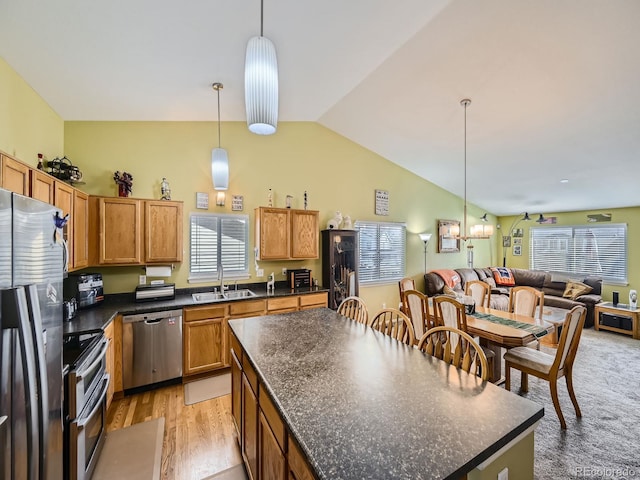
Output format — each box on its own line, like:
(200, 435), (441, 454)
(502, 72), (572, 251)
(594, 302), (640, 339)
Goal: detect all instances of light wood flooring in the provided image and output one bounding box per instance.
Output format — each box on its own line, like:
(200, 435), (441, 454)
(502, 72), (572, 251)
(106, 384), (242, 480)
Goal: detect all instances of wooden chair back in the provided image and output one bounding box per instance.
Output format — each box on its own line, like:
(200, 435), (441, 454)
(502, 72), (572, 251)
(398, 277), (416, 301)
(465, 280), (491, 308)
(369, 308), (415, 346)
(554, 305), (587, 372)
(337, 296), (369, 324)
(432, 295), (468, 332)
(416, 326), (489, 381)
(401, 289), (433, 339)
(509, 286), (544, 320)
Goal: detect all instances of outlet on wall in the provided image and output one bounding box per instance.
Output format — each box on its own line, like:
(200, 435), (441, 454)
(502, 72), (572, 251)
(256, 269), (264, 277)
(282, 267), (287, 277)
(139, 275), (146, 285)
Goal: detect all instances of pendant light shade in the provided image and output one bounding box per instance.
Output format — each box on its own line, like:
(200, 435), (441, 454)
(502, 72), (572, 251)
(212, 82), (229, 190)
(244, 0), (278, 135)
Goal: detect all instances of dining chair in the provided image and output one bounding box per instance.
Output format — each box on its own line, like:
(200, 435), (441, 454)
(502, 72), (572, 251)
(337, 296), (369, 324)
(369, 308), (415, 346)
(504, 305), (587, 429)
(398, 277), (416, 303)
(465, 280), (491, 308)
(508, 286), (544, 320)
(401, 289), (434, 341)
(432, 296), (495, 382)
(417, 326), (489, 381)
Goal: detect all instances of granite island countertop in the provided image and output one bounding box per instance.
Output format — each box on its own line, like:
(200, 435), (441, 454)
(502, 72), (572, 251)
(63, 283), (327, 337)
(229, 308), (544, 480)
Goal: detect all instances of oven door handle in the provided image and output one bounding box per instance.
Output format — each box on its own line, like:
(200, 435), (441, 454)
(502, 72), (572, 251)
(76, 339), (109, 380)
(76, 374), (110, 430)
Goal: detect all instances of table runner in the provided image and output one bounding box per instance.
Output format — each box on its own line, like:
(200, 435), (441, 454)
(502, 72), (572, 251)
(472, 312), (548, 338)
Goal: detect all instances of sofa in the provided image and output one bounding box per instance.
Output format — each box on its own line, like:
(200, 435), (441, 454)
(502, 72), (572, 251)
(424, 267), (602, 328)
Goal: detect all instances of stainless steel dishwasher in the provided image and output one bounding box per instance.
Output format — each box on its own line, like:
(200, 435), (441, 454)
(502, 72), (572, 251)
(122, 309), (183, 390)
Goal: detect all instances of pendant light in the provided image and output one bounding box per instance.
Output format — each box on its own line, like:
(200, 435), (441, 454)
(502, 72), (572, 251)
(212, 82), (229, 190)
(244, 0), (278, 135)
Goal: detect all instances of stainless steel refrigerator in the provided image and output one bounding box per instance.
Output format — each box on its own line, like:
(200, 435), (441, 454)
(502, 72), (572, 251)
(0, 188), (65, 479)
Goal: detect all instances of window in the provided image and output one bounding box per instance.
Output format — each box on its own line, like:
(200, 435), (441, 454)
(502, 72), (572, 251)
(189, 213), (249, 282)
(355, 221), (406, 284)
(529, 224), (627, 284)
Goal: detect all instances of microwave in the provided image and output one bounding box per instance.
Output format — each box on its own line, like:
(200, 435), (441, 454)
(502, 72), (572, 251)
(64, 273), (104, 309)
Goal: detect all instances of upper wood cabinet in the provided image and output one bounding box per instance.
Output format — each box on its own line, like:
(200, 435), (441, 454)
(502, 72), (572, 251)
(1, 154), (30, 195)
(54, 181), (74, 271)
(145, 200), (183, 263)
(255, 207), (319, 260)
(89, 196), (183, 266)
(72, 190), (90, 270)
(30, 169), (54, 204)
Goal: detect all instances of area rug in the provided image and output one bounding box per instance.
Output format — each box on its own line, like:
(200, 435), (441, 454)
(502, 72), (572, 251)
(93, 417), (164, 480)
(510, 328), (640, 479)
(184, 372), (231, 405)
(201, 463), (247, 480)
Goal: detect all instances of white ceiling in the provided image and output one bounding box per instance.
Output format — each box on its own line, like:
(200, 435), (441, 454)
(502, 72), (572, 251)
(2, 0), (639, 216)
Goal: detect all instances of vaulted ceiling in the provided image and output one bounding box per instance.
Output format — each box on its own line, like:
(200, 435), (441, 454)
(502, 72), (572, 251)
(2, 0), (639, 215)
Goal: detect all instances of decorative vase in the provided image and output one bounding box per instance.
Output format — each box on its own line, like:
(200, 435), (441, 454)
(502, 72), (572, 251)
(118, 184), (128, 197)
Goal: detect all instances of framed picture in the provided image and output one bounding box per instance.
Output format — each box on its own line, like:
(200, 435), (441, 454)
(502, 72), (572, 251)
(375, 189), (389, 215)
(513, 228), (524, 238)
(502, 235), (511, 248)
(513, 237), (522, 245)
(438, 219), (460, 253)
(513, 245), (522, 256)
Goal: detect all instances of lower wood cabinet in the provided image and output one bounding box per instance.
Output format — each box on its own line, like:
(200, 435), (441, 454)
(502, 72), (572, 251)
(183, 305), (227, 376)
(259, 412), (286, 480)
(243, 370), (259, 480)
(104, 320), (115, 411)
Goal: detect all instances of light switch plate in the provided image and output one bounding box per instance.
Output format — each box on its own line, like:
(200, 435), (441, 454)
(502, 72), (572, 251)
(139, 275), (146, 285)
(498, 467), (508, 480)
(256, 269), (264, 278)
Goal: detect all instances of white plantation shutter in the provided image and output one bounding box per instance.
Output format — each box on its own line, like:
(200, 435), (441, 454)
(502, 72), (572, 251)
(530, 224), (627, 284)
(356, 221), (406, 284)
(190, 213), (249, 280)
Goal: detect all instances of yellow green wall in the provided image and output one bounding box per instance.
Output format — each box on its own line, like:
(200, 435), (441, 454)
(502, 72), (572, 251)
(499, 209), (640, 303)
(63, 120), (497, 311)
(0, 57), (64, 163)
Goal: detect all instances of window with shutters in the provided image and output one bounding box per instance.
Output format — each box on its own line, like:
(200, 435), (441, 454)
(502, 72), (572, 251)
(529, 224), (627, 284)
(189, 213), (249, 282)
(355, 221), (406, 285)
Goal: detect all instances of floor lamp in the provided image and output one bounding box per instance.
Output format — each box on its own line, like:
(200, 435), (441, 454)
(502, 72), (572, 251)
(419, 233), (432, 273)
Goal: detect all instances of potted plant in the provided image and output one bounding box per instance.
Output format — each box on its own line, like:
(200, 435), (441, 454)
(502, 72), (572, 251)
(114, 171), (133, 197)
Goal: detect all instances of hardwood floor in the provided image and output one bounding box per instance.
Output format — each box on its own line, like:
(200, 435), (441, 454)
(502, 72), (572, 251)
(106, 384), (242, 480)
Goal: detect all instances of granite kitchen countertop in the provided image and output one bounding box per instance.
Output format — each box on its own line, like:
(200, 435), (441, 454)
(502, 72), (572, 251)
(63, 282), (327, 337)
(229, 308), (544, 480)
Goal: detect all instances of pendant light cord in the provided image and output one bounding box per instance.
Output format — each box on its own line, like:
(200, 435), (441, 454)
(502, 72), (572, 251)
(260, 0), (264, 37)
(217, 86), (221, 148)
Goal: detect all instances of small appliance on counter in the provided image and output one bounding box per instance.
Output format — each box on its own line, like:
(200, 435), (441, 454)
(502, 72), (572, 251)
(135, 283), (175, 302)
(64, 273), (104, 309)
(63, 298), (78, 321)
(288, 269), (312, 289)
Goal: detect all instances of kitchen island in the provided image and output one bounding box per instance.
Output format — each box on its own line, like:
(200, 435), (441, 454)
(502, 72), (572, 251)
(229, 308), (544, 480)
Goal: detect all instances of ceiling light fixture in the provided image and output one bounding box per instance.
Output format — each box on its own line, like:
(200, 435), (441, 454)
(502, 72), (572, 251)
(211, 83), (229, 190)
(457, 99), (494, 242)
(245, 0), (278, 135)
(536, 214), (546, 223)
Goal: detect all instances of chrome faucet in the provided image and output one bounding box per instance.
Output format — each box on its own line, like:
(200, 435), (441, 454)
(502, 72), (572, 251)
(218, 263), (227, 292)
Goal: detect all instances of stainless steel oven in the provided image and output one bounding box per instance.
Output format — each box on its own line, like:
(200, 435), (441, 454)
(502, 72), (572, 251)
(63, 332), (109, 480)
(67, 333), (109, 419)
(69, 373), (109, 480)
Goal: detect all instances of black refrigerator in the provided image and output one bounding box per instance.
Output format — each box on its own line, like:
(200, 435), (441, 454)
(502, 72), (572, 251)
(0, 188), (65, 479)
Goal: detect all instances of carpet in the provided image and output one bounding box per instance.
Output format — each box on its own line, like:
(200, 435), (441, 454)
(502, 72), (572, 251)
(201, 463), (247, 480)
(509, 328), (640, 479)
(92, 417), (164, 480)
(184, 372), (231, 405)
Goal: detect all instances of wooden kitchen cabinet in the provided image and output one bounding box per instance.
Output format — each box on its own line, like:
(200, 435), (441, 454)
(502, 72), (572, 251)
(259, 412), (286, 480)
(298, 292), (329, 310)
(72, 189), (89, 269)
(30, 169), (54, 204)
(183, 305), (228, 376)
(255, 207), (319, 260)
(89, 196), (183, 266)
(1, 154), (30, 195)
(230, 348), (242, 434)
(267, 296), (299, 314)
(145, 200), (183, 263)
(104, 320), (115, 411)
(54, 181), (74, 270)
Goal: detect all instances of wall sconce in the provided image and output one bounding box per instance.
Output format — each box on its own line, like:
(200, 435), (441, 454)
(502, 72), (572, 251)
(216, 191), (226, 206)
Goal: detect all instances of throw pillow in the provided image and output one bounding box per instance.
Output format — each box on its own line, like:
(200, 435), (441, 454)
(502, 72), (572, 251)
(490, 267), (516, 286)
(443, 285), (457, 296)
(563, 281), (593, 300)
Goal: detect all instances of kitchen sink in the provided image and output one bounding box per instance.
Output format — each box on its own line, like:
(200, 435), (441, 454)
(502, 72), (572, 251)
(192, 289), (257, 303)
(192, 292), (226, 303)
(224, 289), (258, 299)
